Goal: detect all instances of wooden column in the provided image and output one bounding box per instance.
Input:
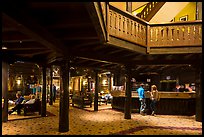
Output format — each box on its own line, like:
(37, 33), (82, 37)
(94, 69), (99, 111)
(124, 66), (132, 119)
(126, 2), (132, 13)
(49, 66), (53, 105)
(2, 61), (9, 122)
(88, 77), (91, 92)
(41, 65), (47, 117)
(59, 59), (70, 132)
(107, 73), (111, 92)
(195, 64), (202, 122)
(113, 68), (122, 86)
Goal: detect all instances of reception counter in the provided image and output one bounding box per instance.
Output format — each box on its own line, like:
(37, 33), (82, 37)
(111, 91), (196, 116)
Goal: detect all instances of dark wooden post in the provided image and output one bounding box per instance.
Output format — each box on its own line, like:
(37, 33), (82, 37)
(88, 77), (91, 92)
(124, 66), (132, 119)
(126, 2), (132, 13)
(94, 69), (99, 111)
(41, 65), (47, 117)
(49, 66), (53, 105)
(59, 59), (70, 132)
(2, 61), (9, 122)
(195, 64), (202, 122)
(107, 73), (111, 92)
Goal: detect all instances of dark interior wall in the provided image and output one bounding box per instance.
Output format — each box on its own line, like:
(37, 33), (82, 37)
(178, 70), (195, 85)
(132, 66), (196, 91)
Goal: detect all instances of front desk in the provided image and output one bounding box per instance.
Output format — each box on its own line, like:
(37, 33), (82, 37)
(111, 91), (196, 116)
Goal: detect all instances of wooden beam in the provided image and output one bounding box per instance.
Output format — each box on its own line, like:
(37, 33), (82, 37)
(2, 13), (66, 54)
(3, 42), (46, 49)
(149, 47), (202, 54)
(62, 36), (98, 41)
(108, 36), (147, 54)
(86, 3), (107, 43)
(2, 39), (35, 43)
(47, 22), (93, 29)
(30, 2), (84, 10)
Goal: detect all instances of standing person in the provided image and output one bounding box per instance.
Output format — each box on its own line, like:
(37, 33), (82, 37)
(52, 84), (57, 103)
(36, 84), (41, 99)
(8, 92), (25, 115)
(137, 83), (146, 115)
(149, 85), (159, 116)
(32, 84), (37, 95)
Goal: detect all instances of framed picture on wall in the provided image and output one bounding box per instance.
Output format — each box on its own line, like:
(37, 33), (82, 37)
(179, 15), (188, 21)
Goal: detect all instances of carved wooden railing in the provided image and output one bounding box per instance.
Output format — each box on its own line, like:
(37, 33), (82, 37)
(98, 3), (202, 51)
(108, 5), (147, 47)
(148, 21), (202, 47)
(137, 2), (165, 22)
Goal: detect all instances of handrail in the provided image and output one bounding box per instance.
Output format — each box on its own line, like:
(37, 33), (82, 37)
(148, 21), (202, 47)
(108, 5), (148, 47)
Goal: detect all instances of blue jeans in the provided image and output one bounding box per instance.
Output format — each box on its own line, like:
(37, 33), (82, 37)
(150, 99), (157, 112)
(139, 98), (146, 113)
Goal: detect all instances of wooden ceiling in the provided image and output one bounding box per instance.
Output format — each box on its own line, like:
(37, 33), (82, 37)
(2, 1), (201, 75)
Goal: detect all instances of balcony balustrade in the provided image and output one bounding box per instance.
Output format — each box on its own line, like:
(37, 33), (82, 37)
(98, 3), (202, 53)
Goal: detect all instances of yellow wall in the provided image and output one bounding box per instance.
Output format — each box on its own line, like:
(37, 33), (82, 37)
(132, 4), (146, 16)
(174, 2), (196, 22)
(109, 2), (126, 12)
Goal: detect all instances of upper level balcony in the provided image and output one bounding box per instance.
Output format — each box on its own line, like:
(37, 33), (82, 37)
(98, 2), (202, 55)
(2, 2), (202, 69)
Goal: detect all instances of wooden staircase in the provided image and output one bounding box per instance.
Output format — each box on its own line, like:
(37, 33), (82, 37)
(137, 2), (166, 22)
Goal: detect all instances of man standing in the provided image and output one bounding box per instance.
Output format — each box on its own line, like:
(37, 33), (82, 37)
(137, 83), (146, 115)
(52, 84), (57, 103)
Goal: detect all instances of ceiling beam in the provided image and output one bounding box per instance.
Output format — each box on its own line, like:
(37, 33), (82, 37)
(47, 22), (93, 30)
(2, 39), (35, 43)
(62, 36), (99, 41)
(2, 12), (66, 55)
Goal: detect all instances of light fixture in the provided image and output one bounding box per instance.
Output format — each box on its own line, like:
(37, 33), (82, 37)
(2, 46), (7, 50)
(17, 77), (21, 85)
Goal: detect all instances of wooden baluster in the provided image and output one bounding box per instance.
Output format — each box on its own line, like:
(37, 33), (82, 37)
(142, 26), (146, 45)
(118, 15), (122, 37)
(194, 25), (199, 45)
(198, 25), (202, 43)
(109, 10), (113, 34)
(123, 16), (126, 38)
(166, 27), (170, 46)
(138, 24), (142, 44)
(189, 25), (194, 45)
(127, 18), (130, 35)
(171, 27), (176, 46)
(175, 27), (179, 45)
(183, 25), (188, 46)
(157, 27), (161, 46)
(149, 27), (153, 46)
(178, 26), (183, 46)
(153, 27), (157, 46)
(186, 26), (191, 45)
(115, 13), (118, 36)
(130, 20), (133, 38)
(113, 12), (116, 35)
(163, 27), (167, 46)
(135, 22), (138, 41)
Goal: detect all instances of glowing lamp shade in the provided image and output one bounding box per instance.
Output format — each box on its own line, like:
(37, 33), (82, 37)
(17, 79), (21, 85)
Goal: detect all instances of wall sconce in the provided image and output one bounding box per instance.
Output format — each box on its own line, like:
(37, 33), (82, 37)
(102, 80), (107, 85)
(83, 80), (87, 85)
(17, 77), (21, 85)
